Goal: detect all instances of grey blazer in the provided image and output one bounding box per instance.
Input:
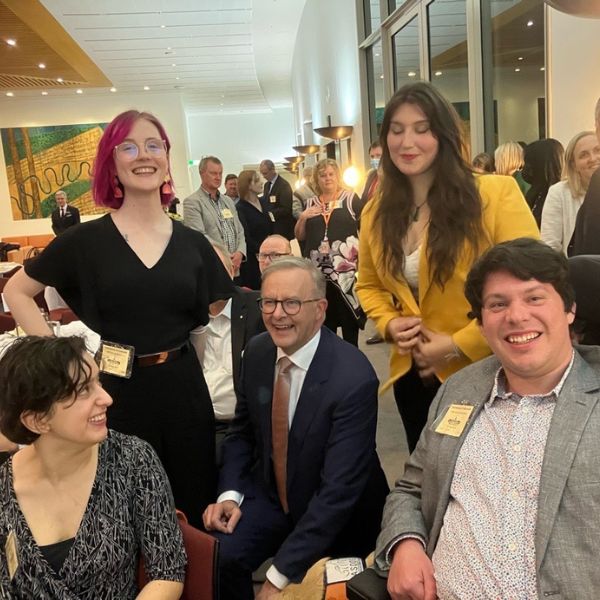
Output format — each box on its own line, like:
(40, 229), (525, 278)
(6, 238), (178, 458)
(376, 345), (600, 600)
(183, 188), (246, 256)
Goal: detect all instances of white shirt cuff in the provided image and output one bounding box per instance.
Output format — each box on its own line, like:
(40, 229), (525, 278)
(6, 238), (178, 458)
(266, 565), (289, 590)
(217, 490), (244, 506)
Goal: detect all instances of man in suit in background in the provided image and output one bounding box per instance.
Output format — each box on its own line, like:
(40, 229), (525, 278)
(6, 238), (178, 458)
(257, 234), (293, 274)
(259, 159), (295, 240)
(204, 257), (388, 600)
(191, 243), (264, 455)
(51, 190), (80, 236)
(377, 238), (600, 600)
(183, 156), (246, 274)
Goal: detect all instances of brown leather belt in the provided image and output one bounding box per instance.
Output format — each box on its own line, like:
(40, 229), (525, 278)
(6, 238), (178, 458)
(135, 341), (190, 367)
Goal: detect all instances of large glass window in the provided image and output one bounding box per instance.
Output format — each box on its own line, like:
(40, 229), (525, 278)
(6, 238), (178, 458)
(428, 0), (470, 139)
(366, 38), (385, 139)
(484, 0), (545, 145)
(364, 0), (382, 37)
(392, 16), (421, 91)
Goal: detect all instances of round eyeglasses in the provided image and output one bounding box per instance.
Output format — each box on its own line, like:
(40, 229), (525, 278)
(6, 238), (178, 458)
(114, 138), (167, 161)
(257, 298), (321, 315)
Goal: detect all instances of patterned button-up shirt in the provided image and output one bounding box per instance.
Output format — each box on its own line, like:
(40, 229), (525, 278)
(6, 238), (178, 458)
(432, 353), (574, 599)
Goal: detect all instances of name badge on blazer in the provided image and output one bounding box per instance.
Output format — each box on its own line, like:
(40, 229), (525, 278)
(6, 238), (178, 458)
(270, 195), (277, 204)
(221, 208), (234, 219)
(433, 403), (474, 437)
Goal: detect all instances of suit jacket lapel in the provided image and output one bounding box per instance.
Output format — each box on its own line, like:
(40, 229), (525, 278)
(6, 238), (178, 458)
(536, 351), (600, 567)
(286, 330), (331, 489)
(230, 289), (247, 389)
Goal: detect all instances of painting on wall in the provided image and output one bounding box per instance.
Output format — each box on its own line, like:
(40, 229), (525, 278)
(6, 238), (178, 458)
(1, 122), (108, 221)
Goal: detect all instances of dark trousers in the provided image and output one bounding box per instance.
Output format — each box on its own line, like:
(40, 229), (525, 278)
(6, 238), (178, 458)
(393, 367), (440, 453)
(324, 282), (359, 346)
(212, 483), (293, 600)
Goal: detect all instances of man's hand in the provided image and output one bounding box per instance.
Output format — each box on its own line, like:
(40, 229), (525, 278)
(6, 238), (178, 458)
(386, 316), (422, 355)
(412, 326), (454, 377)
(255, 580), (282, 599)
(202, 500), (242, 534)
(231, 251), (244, 271)
(387, 539), (436, 600)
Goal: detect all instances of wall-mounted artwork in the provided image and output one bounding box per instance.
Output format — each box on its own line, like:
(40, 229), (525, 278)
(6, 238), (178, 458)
(1, 122), (108, 221)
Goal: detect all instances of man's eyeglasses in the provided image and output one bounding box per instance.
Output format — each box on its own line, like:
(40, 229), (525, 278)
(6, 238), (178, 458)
(257, 298), (321, 315)
(114, 138), (167, 161)
(256, 252), (291, 262)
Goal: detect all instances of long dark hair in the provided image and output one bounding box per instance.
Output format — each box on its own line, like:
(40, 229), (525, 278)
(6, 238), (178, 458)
(375, 81), (485, 288)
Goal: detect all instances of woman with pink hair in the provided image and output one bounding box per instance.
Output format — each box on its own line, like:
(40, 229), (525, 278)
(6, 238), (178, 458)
(4, 110), (233, 527)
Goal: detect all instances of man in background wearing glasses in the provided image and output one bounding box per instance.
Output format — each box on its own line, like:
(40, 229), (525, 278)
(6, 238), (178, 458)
(257, 234), (293, 273)
(203, 256), (388, 600)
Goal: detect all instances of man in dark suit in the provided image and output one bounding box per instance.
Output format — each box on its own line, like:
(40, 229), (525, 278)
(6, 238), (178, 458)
(203, 256), (388, 600)
(259, 159), (295, 240)
(50, 190), (80, 235)
(191, 243), (264, 453)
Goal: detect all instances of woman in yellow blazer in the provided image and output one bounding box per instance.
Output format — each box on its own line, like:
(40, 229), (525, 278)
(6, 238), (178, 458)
(356, 82), (539, 451)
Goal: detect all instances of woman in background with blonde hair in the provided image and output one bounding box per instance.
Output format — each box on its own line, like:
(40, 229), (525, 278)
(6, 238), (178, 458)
(541, 130), (600, 256)
(494, 141), (529, 196)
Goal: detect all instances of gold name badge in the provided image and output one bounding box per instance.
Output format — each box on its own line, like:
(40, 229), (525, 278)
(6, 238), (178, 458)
(270, 195), (277, 203)
(98, 341), (134, 379)
(434, 404), (474, 437)
(5, 530), (18, 581)
(221, 208), (233, 219)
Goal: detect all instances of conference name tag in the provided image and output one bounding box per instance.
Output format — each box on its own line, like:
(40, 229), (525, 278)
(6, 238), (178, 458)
(270, 195), (277, 203)
(5, 530), (18, 581)
(221, 208), (234, 219)
(434, 404), (474, 437)
(97, 341), (134, 379)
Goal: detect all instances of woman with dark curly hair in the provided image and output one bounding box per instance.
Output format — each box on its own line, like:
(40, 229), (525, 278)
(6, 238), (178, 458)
(356, 82), (539, 451)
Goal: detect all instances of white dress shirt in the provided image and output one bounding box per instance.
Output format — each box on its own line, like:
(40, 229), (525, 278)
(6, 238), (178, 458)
(218, 329), (322, 590)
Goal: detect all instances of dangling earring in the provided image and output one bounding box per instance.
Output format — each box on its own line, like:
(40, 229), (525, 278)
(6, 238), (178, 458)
(113, 176), (124, 199)
(161, 176), (173, 195)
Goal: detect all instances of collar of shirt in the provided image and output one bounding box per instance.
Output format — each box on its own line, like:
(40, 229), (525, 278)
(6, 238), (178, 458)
(209, 297), (232, 322)
(489, 349), (576, 405)
(276, 329), (321, 372)
(200, 186), (221, 202)
(269, 175), (278, 188)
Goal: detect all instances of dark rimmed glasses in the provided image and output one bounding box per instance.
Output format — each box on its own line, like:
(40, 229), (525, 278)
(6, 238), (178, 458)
(257, 298), (321, 315)
(256, 252), (291, 262)
(114, 138), (167, 161)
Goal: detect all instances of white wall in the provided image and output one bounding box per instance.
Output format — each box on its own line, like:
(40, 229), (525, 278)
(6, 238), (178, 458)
(548, 8), (600, 146)
(185, 107), (295, 191)
(291, 0), (365, 170)
(0, 91), (188, 237)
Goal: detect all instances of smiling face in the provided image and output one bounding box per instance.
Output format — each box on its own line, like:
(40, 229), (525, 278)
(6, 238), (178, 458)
(32, 355), (113, 446)
(479, 270), (575, 394)
(225, 177), (238, 198)
(261, 268), (327, 355)
(114, 118), (168, 198)
(573, 133), (600, 186)
(386, 102), (439, 185)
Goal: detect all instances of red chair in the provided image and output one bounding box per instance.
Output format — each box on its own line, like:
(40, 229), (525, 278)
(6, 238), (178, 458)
(0, 314), (15, 334)
(138, 511), (219, 600)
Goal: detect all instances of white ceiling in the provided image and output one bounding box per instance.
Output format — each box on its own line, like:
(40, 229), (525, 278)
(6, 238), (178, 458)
(38, 0), (307, 114)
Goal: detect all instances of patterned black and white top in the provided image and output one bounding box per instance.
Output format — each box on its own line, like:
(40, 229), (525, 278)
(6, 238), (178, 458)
(0, 431), (186, 599)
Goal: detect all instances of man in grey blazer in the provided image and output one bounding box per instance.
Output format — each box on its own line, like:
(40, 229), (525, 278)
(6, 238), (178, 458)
(183, 156), (246, 274)
(377, 238), (600, 600)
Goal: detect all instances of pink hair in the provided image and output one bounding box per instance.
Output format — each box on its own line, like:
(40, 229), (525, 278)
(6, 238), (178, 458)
(92, 110), (175, 208)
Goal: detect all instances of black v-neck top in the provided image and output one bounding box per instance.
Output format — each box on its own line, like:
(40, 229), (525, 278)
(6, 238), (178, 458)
(39, 538), (75, 574)
(26, 215), (233, 354)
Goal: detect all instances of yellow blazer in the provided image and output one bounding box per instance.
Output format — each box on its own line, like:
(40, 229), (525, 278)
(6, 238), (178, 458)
(356, 174), (540, 391)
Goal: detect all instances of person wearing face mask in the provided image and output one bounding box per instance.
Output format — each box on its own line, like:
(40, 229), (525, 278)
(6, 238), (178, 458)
(356, 82), (539, 452)
(542, 131), (600, 256)
(3, 110), (234, 528)
(360, 141), (383, 206)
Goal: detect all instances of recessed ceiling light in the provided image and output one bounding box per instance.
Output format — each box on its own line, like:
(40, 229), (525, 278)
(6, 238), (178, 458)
(41, 91), (48, 96)
(160, 25), (166, 28)
(38, 63), (46, 69)
(6, 39), (16, 46)
(167, 46), (172, 50)
(527, 20), (534, 26)
(56, 77), (63, 83)
(515, 68), (521, 72)
(518, 56), (524, 61)
(175, 76), (180, 80)
(110, 87), (117, 92)
(76, 89), (83, 94)
(172, 63), (176, 67)
(408, 71), (416, 77)
(540, 66), (545, 71)
(375, 53), (380, 57)
(379, 74), (384, 79)
(435, 71), (442, 76)
(6, 92), (14, 97)
(143, 86), (150, 91)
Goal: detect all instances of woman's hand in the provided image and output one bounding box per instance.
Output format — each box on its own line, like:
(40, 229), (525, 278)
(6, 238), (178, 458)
(412, 326), (455, 377)
(294, 205), (322, 241)
(300, 205), (322, 221)
(386, 317), (422, 355)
